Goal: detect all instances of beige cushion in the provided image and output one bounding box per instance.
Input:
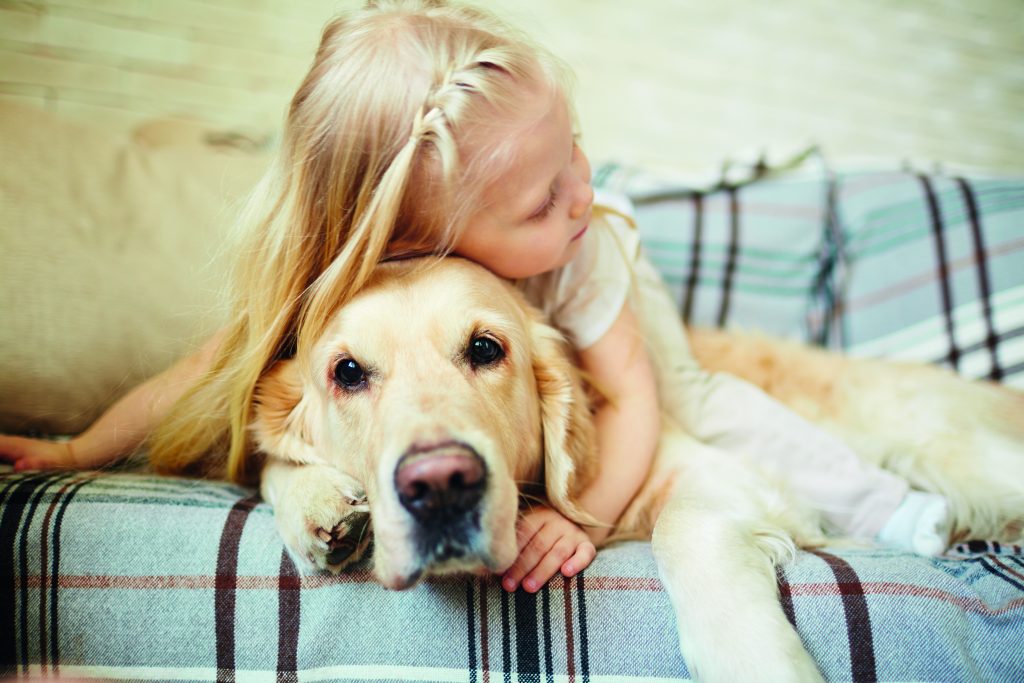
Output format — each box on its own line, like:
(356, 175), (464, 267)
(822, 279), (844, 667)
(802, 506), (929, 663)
(0, 102), (270, 434)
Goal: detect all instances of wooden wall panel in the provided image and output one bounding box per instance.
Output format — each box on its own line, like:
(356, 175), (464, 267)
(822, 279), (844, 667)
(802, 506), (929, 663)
(1, 0), (1021, 173)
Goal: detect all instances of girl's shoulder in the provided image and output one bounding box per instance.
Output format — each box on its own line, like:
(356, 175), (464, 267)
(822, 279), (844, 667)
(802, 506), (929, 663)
(593, 187), (635, 216)
(592, 188), (636, 231)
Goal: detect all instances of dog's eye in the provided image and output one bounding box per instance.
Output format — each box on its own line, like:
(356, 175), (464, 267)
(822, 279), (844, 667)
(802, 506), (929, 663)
(468, 336), (504, 368)
(333, 358), (367, 389)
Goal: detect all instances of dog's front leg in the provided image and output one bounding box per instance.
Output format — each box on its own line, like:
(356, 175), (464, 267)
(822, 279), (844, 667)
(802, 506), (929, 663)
(650, 433), (824, 683)
(260, 458), (371, 573)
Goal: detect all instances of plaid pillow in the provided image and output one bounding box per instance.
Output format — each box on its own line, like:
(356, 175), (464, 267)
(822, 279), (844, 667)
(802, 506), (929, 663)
(594, 156), (835, 344)
(826, 169), (1024, 387)
(595, 159), (1024, 388)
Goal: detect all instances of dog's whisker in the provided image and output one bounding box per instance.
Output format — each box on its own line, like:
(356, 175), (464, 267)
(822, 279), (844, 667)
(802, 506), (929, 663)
(516, 492), (547, 509)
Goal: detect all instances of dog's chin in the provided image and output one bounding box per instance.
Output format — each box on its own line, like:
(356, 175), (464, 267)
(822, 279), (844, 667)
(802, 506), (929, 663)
(378, 546), (515, 591)
(372, 477), (520, 590)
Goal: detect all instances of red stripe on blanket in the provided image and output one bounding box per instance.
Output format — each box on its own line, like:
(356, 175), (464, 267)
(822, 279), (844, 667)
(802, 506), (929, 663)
(562, 575), (576, 683)
(580, 576), (664, 591)
(988, 557), (1024, 585)
(787, 581), (1024, 615)
(17, 573), (665, 592)
(15, 568), (376, 590)
(21, 573), (1024, 618)
(478, 577), (491, 683)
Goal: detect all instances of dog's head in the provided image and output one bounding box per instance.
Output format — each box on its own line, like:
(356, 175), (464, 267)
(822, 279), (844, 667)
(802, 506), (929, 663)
(251, 257), (595, 588)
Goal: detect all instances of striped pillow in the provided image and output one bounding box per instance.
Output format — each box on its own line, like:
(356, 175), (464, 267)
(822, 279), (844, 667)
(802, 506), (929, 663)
(826, 170), (1024, 387)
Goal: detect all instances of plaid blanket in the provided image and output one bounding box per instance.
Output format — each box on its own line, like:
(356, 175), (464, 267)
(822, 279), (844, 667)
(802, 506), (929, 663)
(2, 470), (1023, 682)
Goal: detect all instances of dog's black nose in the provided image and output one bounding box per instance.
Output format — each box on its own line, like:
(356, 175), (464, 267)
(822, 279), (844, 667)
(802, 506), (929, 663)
(395, 445), (486, 523)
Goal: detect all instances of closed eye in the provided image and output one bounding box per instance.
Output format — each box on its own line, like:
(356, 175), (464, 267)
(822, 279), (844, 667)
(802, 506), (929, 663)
(529, 186), (558, 221)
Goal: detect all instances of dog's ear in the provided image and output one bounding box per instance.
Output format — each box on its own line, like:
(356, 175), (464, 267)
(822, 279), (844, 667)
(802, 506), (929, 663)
(250, 360), (328, 466)
(531, 318), (600, 527)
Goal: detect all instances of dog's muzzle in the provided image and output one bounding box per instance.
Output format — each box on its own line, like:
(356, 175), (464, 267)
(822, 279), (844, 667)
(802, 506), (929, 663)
(394, 441), (487, 564)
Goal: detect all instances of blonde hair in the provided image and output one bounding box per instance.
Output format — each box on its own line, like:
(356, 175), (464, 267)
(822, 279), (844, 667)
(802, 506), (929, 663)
(148, 0), (573, 483)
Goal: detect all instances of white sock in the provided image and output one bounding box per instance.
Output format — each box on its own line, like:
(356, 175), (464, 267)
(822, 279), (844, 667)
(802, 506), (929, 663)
(876, 491), (951, 556)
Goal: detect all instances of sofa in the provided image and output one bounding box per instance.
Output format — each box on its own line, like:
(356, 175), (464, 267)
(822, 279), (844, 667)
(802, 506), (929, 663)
(2, 101), (1023, 682)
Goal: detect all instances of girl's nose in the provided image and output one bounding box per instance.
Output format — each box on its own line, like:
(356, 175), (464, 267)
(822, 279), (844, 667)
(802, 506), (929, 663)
(569, 146), (593, 220)
(569, 179), (594, 220)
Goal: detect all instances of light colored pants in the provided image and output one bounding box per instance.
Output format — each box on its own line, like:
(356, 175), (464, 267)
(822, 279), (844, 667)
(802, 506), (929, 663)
(633, 256), (908, 538)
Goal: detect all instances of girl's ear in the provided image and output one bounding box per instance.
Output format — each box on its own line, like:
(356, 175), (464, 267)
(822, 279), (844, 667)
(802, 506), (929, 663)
(530, 318), (600, 527)
(250, 360), (328, 466)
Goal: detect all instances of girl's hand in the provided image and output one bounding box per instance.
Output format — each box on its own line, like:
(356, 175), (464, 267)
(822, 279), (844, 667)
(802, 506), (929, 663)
(500, 506), (596, 593)
(0, 434), (77, 471)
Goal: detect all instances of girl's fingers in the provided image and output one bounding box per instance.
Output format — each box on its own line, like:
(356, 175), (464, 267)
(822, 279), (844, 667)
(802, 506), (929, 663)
(0, 435), (31, 462)
(521, 538), (577, 593)
(0, 436), (71, 470)
(515, 513), (544, 551)
(560, 541), (597, 577)
(13, 458), (44, 472)
(502, 523), (554, 591)
(502, 509), (596, 592)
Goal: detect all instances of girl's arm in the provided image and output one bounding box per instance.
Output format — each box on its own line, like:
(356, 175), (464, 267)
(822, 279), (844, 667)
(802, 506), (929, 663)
(0, 329), (225, 471)
(500, 303), (660, 592)
(574, 303), (661, 541)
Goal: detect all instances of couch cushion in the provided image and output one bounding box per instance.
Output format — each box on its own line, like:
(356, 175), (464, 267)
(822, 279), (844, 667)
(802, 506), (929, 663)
(0, 103), (269, 434)
(595, 157), (835, 343)
(2, 469), (1021, 681)
(596, 159), (1024, 389)
(828, 169), (1024, 387)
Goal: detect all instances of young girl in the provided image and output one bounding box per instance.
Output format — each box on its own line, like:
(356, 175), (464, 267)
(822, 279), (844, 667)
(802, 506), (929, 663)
(0, 0), (949, 593)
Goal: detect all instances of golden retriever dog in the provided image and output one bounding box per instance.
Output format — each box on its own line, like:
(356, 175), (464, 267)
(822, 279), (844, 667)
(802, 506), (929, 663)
(252, 256), (1024, 682)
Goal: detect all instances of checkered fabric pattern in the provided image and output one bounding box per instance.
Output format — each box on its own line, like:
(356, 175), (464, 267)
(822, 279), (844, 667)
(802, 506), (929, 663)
(3, 470), (1023, 682)
(828, 170), (1024, 386)
(594, 157), (835, 344)
(594, 158), (1024, 388)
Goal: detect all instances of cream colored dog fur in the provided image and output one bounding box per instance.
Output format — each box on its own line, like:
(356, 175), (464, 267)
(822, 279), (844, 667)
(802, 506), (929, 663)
(252, 256), (1024, 683)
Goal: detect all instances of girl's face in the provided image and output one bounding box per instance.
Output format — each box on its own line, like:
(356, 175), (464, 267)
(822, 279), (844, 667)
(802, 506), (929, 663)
(455, 90), (594, 280)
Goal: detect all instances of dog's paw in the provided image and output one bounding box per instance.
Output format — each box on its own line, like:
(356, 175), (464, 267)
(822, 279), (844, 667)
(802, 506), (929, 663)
(274, 466), (372, 573)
